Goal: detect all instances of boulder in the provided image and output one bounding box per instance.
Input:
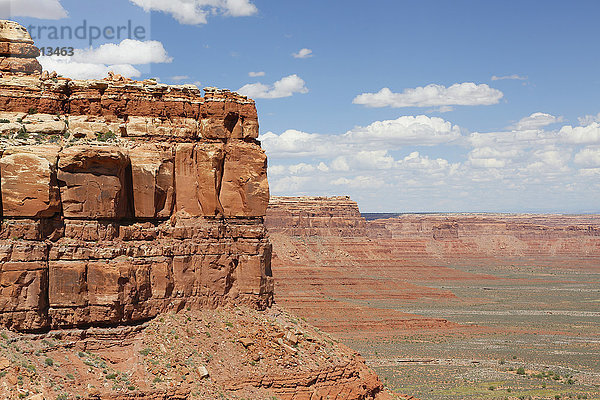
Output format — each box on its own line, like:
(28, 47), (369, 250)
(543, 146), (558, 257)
(0, 57), (41, 74)
(0, 145), (61, 217)
(0, 21), (34, 44)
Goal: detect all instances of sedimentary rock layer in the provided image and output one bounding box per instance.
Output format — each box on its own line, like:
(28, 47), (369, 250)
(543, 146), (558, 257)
(265, 196), (600, 337)
(0, 28), (272, 332)
(267, 196), (367, 237)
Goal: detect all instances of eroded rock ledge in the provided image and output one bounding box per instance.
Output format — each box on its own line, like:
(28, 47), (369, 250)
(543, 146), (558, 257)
(0, 22), (272, 332)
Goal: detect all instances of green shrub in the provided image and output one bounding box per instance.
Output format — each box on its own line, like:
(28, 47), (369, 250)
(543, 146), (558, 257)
(139, 348), (152, 356)
(15, 126), (28, 139)
(45, 358), (54, 367)
(516, 367), (526, 375)
(95, 130), (116, 142)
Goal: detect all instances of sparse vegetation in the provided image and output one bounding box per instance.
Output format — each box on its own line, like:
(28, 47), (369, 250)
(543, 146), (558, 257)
(95, 130), (116, 142)
(139, 348), (152, 356)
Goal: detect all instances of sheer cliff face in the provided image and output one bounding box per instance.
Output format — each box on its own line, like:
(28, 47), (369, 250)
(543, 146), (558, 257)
(0, 22), (273, 332)
(266, 196), (367, 237)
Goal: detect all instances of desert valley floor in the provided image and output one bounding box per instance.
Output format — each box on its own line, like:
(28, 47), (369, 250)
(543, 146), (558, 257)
(267, 197), (600, 400)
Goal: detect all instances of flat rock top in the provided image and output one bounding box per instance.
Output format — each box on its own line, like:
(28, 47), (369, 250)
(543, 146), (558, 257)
(0, 20), (33, 44)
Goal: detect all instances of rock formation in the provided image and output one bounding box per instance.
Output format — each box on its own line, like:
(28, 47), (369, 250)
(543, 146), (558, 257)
(0, 20), (42, 75)
(265, 196), (600, 338)
(366, 213), (600, 265)
(0, 22), (272, 333)
(0, 22), (394, 400)
(267, 196), (367, 237)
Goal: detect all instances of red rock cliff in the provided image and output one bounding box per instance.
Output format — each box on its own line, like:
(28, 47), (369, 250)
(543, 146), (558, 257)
(265, 196), (600, 339)
(266, 196), (367, 237)
(0, 22), (273, 332)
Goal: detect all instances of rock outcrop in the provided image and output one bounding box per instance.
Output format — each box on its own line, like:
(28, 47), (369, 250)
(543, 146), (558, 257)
(267, 196), (367, 236)
(0, 22), (394, 400)
(0, 22), (272, 332)
(265, 196), (600, 338)
(367, 213), (600, 265)
(0, 20), (42, 75)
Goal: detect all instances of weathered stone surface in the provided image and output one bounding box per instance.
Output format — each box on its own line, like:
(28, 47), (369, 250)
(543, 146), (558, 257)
(220, 141), (269, 217)
(0, 21), (34, 44)
(130, 143), (174, 218)
(58, 145), (130, 219)
(0, 57), (41, 73)
(0, 42), (40, 57)
(20, 113), (67, 134)
(0, 145), (61, 217)
(126, 116), (198, 139)
(0, 22), (274, 332)
(67, 115), (123, 139)
(175, 142), (224, 217)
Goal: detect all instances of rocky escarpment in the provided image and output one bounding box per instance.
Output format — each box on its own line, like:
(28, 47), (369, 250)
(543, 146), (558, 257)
(367, 213), (600, 266)
(0, 22), (271, 333)
(267, 196), (367, 237)
(266, 196), (600, 338)
(0, 22), (396, 400)
(266, 196), (461, 339)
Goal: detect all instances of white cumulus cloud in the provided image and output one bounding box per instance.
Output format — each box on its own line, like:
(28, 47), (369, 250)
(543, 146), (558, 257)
(559, 122), (600, 144)
(238, 74), (308, 99)
(513, 112), (564, 130)
(129, 0), (257, 25)
(578, 112), (600, 126)
(38, 56), (141, 80)
(248, 71), (265, 77)
(574, 147), (600, 167)
(38, 39), (171, 80)
(292, 48), (313, 59)
(343, 115), (462, 146)
(0, 0), (67, 19)
(353, 82), (503, 108)
(260, 115), (463, 160)
(73, 39), (172, 65)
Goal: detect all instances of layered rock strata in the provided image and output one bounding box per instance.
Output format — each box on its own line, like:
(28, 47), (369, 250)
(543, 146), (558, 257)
(367, 213), (600, 266)
(0, 22), (272, 332)
(266, 196), (367, 237)
(0, 20), (42, 75)
(265, 196), (600, 338)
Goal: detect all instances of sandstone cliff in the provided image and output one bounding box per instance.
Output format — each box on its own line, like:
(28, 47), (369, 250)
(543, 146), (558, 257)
(0, 23), (272, 333)
(0, 22), (394, 400)
(367, 213), (600, 266)
(267, 196), (367, 237)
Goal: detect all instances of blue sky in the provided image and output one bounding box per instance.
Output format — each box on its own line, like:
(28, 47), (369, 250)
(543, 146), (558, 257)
(3, 0), (600, 212)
